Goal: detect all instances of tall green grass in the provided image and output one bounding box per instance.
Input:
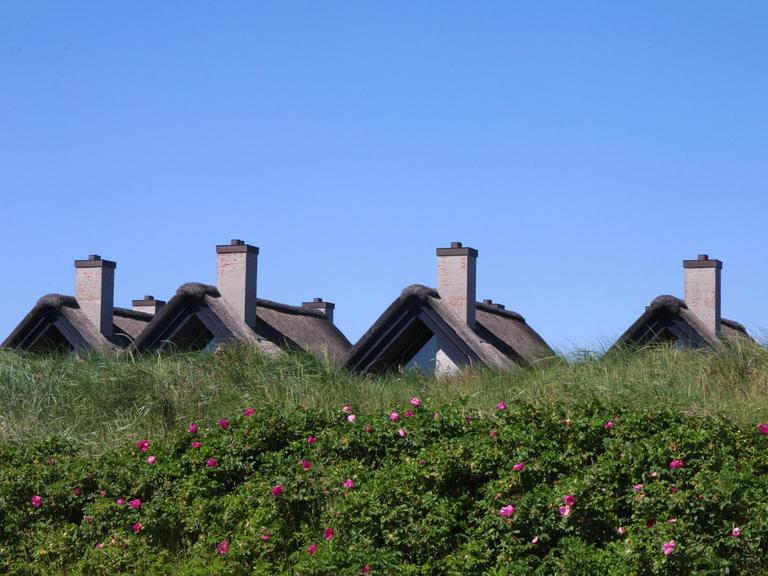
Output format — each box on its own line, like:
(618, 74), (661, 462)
(1, 342), (767, 453)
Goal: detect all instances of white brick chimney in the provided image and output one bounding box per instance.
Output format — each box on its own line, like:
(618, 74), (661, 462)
(216, 239), (258, 329)
(683, 254), (722, 336)
(302, 297), (335, 324)
(75, 255), (115, 339)
(131, 295), (166, 315)
(437, 242), (478, 328)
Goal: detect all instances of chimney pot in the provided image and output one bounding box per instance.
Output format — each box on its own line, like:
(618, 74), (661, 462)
(698, 254), (709, 261)
(132, 295), (166, 315)
(302, 298), (335, 323)
(231, 239), (244, 246)
(451, 242), (463, 248)
(483, 299), (493, 305)
(89, 255), (101, 261)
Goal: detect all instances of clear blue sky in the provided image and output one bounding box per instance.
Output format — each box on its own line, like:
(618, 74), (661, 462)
(1, 2), (766, 351)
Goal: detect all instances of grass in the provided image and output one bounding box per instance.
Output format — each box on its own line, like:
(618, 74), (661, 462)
(1, 342), (767, 453)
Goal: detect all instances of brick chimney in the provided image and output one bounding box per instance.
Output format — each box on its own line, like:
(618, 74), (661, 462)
(216, 239), (258, 329)
(683, 254), (722, 336)
(437, 242), (478, 328)
(132, 295), (166, 315)
(302, 297), (335, 324)
(75, 255), (116, 339)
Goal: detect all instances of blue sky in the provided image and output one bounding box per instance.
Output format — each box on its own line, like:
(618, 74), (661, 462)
(1, 2), (766, 351)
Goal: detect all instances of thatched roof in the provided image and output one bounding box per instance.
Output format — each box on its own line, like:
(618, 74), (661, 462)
(345, 284), (555, 373)
(2, 294), (153, 352)
(131, 283), (350, 362)
(255, 299), (351, 364)
(611, 295), (753, 352)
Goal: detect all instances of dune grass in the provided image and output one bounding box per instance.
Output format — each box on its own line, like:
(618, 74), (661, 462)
(1, 342), (767, 453)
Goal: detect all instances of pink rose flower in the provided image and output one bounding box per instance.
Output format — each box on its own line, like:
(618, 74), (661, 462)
(72, 486), (81, 496)
(132, 522), (142, 534)
(116, 498), (125, 506)
(307, 436), (317, 444)
(604, 420), (615, 430)
(341, 404), (352, 414)
(513, 461), (525, 472)
(271, 484), (284, 497)
(347, 414), (356, 423)
(662, 539), (676, 555)
(188, 423), (197, 434)
(732, 527), (742, 538)
(410, 397), (421, 408)
(647, 518), (656, 528)
(31, 495), (42, 508)
(404, 410), (414, 418)
(633, 484), (643, 492)
(244, 408), (255, 417)
(617, 526), (626, 535)
(500, 504), (515, 518)
(146, 455), (156, 465)
(136, 440), (150, 452)
(496, 402), (507, 411)
(307, 543), (318, 556)
(191, 441), (202, 449)
(95, 542), (104, 549)
(261, 532), (270, 541)
(390, 412), (400, 422)
(563, 494), (576, 506)
(218, 419), (229, 430)
(324, 527), (334, 541)
(559, 505), (571, 517)
(669, 459), (684, 469)
(128, 499), (141, 509)
(361, 565), (371, 574)
(758, 423), (768, 435)
(342, 478), (354, 489)
(398, 428), (407, 437)
(99, 490), (106, 497)
(217, 539), (229, 555)
(364, 425), (373, 433)
(302, 460), (312, 470)
(650, 471), (658, 478)
(207, 458), (218, 468)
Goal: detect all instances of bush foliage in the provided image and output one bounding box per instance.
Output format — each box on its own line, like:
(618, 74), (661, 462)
(2, 399), (768, 574)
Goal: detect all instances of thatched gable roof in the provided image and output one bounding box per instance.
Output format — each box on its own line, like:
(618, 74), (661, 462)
(131, 283), (350, 362)
(254, 299), (351, 364)
(611, 295), (752, 352)
(345, 284), (555, 373)
(2, 294), (153, 352)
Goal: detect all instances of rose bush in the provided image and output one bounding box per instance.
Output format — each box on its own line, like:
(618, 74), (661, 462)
(1, 401), (767, 574)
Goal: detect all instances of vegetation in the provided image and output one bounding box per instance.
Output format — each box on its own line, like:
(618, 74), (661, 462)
(1, 343), (767, 453)
(1, 344), (768, 574)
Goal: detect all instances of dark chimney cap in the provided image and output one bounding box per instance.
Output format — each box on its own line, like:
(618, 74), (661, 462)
(144, 295), (155, 301)
(483, 299), (493, 305)
(75, 255), (116, 269)
(437, 242), (478, 257)
(132, 295), (166, 307)
(313, 297), (323, 303)
(683, 255), (722, 270)
(302, 299), (335, 310)
(216, 240), (259, 254)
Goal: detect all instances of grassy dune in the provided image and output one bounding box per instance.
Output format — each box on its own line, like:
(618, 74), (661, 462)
(1, 342), (767, 453)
